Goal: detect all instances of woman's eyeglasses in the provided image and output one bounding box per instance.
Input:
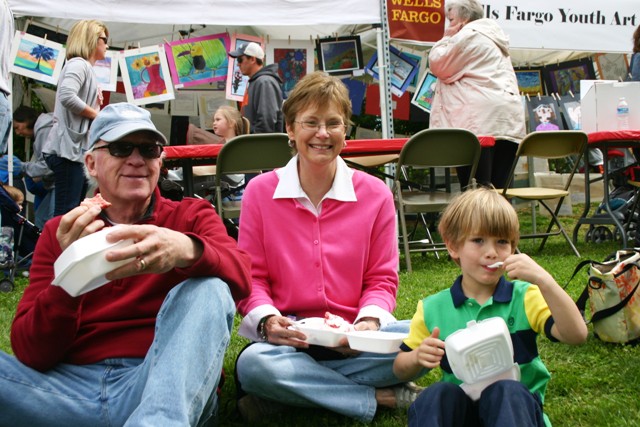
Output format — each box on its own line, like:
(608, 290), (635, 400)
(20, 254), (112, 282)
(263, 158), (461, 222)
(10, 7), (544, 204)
(98, 36), (108, 44)
(294, 120), (346, 134)
(92, 141), (164, 159)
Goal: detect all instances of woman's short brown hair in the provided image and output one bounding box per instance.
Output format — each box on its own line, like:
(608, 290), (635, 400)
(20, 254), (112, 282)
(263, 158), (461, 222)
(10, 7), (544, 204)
(282, 71), (352, 128)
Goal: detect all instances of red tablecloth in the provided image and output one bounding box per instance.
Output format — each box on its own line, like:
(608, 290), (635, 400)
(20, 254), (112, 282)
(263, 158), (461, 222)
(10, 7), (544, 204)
(163, 136), (496, 162)
(588, 130), (640, 146)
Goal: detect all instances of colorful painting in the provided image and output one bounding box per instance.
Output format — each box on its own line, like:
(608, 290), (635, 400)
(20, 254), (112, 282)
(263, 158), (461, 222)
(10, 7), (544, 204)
(365, 45), (419, 97)
(411, 71), (437, 113)
(543, 58), (596, 96)
(226, 34), (264, 102)
(118, 45), (175, 106)
(514, 67), (544, 96)
(165, 33), (230, 89)
(266, 40), (314, 99)
(316, 36), (363, 76)
(93, 51), (118, 92)
(9, 32), (65, 85)
(526, 96), (564, 133)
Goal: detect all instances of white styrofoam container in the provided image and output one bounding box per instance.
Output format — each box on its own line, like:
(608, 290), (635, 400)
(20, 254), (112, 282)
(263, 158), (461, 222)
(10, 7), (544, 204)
(445, 317), (520, 399)
(294, 317), (351, 347)
(52, 226), (135, 297)
(346, 330), (407, 353)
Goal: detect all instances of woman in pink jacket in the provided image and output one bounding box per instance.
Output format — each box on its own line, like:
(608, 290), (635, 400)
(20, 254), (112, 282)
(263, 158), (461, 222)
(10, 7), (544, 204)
(234, 72), (422, 424)
(429, 0), (525, 189)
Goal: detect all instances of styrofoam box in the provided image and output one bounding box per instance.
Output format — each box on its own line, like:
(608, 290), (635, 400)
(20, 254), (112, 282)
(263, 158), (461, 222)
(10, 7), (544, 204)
(52, 226), (135, 297)
(445, 317), (517, 385)
(346, 330), (407, 353)
(295, 317), (351, 347)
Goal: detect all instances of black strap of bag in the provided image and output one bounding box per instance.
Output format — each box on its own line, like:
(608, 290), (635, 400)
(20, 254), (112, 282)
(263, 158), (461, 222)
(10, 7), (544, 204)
(568, 250), (640, 324)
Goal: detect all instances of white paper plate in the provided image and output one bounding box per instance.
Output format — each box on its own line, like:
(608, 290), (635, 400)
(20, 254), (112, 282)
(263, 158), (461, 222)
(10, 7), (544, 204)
(346, 330), (407, 353)
(294, 317), (351, 347)
(52, 226), (135, 297)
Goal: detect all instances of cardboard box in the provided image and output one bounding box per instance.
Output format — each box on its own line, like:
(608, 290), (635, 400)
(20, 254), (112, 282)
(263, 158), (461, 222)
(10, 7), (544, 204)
(581, 81), (640, 133)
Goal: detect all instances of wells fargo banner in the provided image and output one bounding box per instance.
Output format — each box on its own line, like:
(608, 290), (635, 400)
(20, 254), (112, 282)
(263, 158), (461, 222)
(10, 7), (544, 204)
(386, 0), (445, 44)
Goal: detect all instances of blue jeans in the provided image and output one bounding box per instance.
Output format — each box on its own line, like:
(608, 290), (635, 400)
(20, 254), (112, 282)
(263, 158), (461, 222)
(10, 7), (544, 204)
(408, 380), (545, 427)
(0, 92), (10, 155)
(44, 154), (87, 216)
(0, 277), (235, 426)
(236, 320), (412, 423)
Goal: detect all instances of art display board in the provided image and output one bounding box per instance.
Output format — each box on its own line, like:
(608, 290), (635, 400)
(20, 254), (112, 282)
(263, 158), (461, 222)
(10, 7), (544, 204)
(225, 34), (264, 102)
(9, 32), (65, 85)
(266, 39), (315, 99)
(93, 51), (119, 92)
(165, 33), (230, 89)
(365, 45), (419, 97)
(118, 45), (175, 106)
(581, 81), (640, 133)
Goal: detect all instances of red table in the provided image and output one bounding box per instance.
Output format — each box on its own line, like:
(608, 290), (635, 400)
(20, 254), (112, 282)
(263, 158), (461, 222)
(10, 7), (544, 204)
(572, 130), (640, 247)
(163, 136), (496, 196)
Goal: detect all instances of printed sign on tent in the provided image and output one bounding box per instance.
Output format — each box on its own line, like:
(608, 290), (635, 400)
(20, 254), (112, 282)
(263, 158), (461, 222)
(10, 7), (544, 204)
(386, 0), (445, 43)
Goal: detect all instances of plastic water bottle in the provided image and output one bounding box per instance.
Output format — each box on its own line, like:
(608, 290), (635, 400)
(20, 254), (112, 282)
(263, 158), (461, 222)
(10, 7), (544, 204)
(617, 97), (630, 130)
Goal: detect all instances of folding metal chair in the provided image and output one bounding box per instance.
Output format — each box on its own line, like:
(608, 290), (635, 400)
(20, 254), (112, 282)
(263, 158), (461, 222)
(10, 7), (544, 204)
(501, 131), (588, 257)
(394, 128), (481, 272)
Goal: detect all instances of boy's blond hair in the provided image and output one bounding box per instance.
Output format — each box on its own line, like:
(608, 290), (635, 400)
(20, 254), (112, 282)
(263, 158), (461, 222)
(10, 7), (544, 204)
(438, 187), (520, 249)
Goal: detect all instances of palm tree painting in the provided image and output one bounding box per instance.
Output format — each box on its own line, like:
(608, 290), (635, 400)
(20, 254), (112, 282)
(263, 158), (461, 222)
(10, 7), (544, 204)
(9, 33), (66, 85)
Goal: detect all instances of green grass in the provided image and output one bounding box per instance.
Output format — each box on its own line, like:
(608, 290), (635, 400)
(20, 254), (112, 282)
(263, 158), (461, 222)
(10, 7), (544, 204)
(2, 204), (640, 426)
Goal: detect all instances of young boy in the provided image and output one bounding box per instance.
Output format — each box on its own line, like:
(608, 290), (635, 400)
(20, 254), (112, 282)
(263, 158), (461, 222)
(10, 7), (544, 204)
(393, 187), (587, 427)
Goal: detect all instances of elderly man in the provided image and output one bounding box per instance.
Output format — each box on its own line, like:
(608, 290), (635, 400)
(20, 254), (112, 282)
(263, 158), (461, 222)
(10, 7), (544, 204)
(0, 103), (251, 426)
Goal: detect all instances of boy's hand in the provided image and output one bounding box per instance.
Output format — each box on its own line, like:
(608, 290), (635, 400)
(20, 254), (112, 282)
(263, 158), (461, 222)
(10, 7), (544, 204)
(416, 327), (446, 369)
(504, 253), (554, 287)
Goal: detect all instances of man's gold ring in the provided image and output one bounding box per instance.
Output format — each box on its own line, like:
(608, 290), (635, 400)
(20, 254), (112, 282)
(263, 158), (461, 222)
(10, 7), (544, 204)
(139, 258), (147, 271)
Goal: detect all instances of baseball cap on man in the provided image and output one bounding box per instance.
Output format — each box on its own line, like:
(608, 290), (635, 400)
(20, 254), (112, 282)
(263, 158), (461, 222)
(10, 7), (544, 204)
(89, 103), (168, 148)
(228, 42), (265, 60)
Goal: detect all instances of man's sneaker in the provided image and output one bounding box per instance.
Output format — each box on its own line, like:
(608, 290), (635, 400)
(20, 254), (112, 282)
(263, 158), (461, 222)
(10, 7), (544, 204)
(393, 382), (424, 408)
(237, 394), (286, 425)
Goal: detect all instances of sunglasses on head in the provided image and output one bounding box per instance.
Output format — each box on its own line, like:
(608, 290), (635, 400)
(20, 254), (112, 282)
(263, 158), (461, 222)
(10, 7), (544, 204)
(92, 140), (164, 159)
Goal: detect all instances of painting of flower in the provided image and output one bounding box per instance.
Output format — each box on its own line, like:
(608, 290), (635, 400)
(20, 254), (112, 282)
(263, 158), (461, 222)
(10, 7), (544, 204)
(118, 45), (174, 107)
(9, 31), (65, 85)
(165, 33), (230, 89)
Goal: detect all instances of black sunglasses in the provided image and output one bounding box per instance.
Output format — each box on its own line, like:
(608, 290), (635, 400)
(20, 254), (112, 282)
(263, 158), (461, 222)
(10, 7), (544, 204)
(93, 141), (164, 159)
(236, 55), (245, 64)
(98, 36), (108, 44)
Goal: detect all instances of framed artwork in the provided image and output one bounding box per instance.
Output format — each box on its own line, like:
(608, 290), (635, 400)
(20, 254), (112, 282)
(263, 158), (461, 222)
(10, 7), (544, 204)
(226, 34), (264, 102)
(93, 51), (118, 92)
(118, 45), (175, 106)
(514, 67), (544, 96)
(365, 45), (419, 97)
(316, 36), (364, 76)
(526, 96), (564, 133)
(266, 39), (314, 98)
(594, 53), (630, 81)
(543, 58), (596, 96)
(9, 31), (65, 85)
(411, 71), (437, 113)
(402, 51), (423, 89)
(558, 95), (582, 130)
(165, 33), (230, 89)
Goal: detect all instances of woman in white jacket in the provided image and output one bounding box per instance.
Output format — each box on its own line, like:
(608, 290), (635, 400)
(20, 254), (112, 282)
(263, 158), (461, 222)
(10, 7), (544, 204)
(429, 0), (525, 189)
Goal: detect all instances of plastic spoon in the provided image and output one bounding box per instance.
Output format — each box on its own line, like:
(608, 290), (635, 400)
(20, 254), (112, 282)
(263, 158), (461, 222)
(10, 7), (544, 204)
(487, 262), (504, 269)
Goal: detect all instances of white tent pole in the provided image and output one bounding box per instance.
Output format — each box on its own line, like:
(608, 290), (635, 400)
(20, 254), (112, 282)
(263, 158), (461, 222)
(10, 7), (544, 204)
(377, 0), (393, 140)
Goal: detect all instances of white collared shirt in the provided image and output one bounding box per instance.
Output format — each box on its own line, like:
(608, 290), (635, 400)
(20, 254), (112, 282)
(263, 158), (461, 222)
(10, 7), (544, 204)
(273, 154), (357, 216)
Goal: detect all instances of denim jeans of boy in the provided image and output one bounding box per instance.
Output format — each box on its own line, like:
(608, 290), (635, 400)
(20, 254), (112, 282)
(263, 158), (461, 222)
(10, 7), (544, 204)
(0, 277), (234, 426)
